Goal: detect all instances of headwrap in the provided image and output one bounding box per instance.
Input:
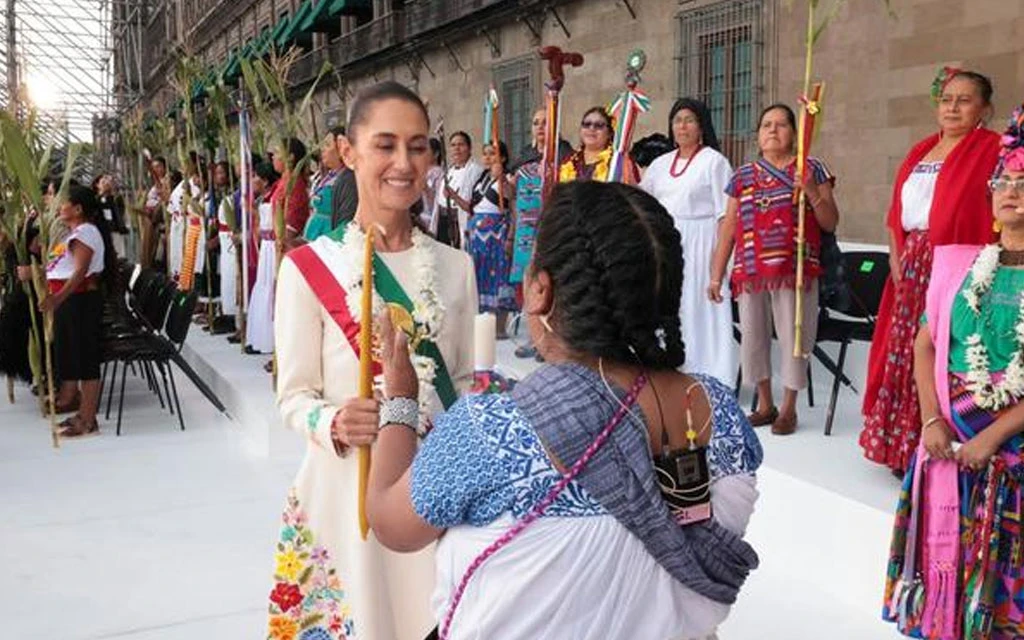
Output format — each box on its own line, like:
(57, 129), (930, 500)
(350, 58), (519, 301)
(995, 103), (1024, 176)
(929, 66), (963, 106)
(667, 98), (721, 152)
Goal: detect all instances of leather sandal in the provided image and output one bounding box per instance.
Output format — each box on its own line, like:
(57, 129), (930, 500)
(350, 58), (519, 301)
(58, 416), (100, 438)
(747, 406), (779, 427)
(771, 412), (798, 436)
(54, 391), (82, 414)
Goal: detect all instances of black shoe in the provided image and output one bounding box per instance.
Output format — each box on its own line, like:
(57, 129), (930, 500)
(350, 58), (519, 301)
(227, 334), (242, 344)
(244, 345), (260, 355)
(514, 345), (537, 359)
(210, 316), (236, 335)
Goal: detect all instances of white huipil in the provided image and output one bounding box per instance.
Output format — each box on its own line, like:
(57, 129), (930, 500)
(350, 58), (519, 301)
(246, 201), (276, 353)
(269, 234), (477, 640)
(640, 147), (737, 387)
(168, 177), (204, 283)
(217, 195), (238, 316)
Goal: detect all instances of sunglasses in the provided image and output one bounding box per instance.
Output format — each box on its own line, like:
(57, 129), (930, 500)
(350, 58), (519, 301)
(580, 120), (608, 130)
(989, 178), (1024, 193)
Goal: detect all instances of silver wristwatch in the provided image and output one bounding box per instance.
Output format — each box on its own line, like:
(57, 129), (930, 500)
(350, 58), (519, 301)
(379, 397), (422, 435)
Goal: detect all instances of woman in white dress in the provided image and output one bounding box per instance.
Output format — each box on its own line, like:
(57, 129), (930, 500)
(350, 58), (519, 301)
(266, 82), (476, 640)
(246, 181), (277, 355)
(213, 162), (239, 319)
(640, 98), (737, 386)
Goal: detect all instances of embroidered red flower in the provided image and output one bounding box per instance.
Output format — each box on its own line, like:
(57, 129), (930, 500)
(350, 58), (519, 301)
(270, 582), (303, 613)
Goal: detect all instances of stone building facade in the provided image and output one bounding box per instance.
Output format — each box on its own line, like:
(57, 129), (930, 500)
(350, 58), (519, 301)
(132, 0), (1024, 244)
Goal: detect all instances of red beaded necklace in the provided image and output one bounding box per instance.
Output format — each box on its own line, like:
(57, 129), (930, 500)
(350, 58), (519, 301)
(670, 145), (704, 178)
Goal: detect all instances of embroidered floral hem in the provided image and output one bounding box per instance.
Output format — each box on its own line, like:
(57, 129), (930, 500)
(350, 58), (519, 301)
(266, 490), (356, 640)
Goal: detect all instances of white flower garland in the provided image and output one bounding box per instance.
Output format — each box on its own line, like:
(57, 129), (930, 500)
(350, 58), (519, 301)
(962, 244), (1024, 411)
(338, 221), (446, 417)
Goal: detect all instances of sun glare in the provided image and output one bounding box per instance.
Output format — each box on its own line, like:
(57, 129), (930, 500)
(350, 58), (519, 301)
(25, 71), (62, 110)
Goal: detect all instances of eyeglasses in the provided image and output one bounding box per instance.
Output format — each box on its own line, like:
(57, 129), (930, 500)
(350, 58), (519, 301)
(989, 178), (1024, 193)
(580, 120), (608, 130)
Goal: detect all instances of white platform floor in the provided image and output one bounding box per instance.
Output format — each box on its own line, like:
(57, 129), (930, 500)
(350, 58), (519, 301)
(1, 323), (906, 639)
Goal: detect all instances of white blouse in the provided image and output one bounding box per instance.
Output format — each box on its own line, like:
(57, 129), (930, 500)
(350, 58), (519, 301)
(46, 223), (104, 281)
(900, 161), (942, 232)
(639, 148), (733, 223)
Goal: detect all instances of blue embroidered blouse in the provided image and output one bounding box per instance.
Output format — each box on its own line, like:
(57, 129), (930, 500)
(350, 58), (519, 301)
(410, 373), (762, 529)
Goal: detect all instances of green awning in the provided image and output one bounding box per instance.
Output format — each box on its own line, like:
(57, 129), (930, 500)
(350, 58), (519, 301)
(220, 48), (239, 79)
(252, 28), (273, 57)
(276, 0), (314, 48)
(270, 13), (291, 43)
(300, 0), (333, 31)
(329, 0), (371, 13)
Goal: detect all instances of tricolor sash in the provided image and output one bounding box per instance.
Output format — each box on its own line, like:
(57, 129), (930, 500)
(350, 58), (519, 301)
(289, 232), (458, 410)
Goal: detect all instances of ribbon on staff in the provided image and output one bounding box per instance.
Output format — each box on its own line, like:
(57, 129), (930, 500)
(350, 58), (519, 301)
(608, 87), (650, 184)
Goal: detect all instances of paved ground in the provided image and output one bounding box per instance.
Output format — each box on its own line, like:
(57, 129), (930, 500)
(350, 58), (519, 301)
(0, 322), (904, 639)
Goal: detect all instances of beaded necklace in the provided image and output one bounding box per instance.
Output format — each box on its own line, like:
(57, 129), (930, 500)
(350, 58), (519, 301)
(669, 146), (704, 178)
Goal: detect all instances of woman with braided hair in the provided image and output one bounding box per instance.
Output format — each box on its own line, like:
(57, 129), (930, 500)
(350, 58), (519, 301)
(366, 180), (762, 639)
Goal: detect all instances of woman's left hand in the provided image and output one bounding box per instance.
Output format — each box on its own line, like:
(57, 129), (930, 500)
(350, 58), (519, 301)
(379, 310), (419, 400)
(956, 430), (1000, 471)
(800, 176), (821, 203)
(40, 293), (61, 314)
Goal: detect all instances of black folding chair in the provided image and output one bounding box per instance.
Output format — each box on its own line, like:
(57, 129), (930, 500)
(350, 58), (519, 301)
(816, 251), (890, 435)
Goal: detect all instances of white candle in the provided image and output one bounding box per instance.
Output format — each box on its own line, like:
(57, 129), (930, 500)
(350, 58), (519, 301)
(474, 313), (497, 371)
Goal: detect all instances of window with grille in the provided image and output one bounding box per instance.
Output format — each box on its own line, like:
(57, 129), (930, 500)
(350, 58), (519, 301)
(492, 56), (536, 163)
(677, 0), (764, 167)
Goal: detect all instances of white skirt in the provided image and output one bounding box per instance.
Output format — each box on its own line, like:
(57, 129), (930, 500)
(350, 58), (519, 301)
(246, 239), (276, 353)
(168, 214), (185, 281)
(434, 474), (757, 640)
(679, 217), (737, 387)
(218, 232), (238, 316)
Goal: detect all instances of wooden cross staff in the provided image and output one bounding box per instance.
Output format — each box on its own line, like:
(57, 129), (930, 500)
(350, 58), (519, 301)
(538, 46), (584, 200)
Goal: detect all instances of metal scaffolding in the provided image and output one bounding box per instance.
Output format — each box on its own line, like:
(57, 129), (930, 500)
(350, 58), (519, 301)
(0, 0), (155, 146)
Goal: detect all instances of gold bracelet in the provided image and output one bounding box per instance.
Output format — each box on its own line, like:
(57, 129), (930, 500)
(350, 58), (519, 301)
(922, 415), (945, 431)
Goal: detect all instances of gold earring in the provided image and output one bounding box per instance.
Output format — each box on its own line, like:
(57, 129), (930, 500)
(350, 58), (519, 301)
(540, 314), (554, 334)
(994, 219), (1003, 233)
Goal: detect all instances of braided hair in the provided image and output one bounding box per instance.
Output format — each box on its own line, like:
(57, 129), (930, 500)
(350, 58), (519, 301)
(531, 181), (685, 370)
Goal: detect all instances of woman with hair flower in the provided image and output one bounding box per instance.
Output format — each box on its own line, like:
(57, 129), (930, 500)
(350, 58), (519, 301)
(861, 69), (1001, 474)
(882, 104), (1024, 640)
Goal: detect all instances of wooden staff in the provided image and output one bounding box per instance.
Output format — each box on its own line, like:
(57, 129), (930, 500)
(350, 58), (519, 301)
(793, 0), (821, 358)
(357, 225), (375, 540)
(538, 47), (584, 200)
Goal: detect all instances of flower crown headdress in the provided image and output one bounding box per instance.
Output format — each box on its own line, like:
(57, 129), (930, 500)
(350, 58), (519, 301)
(930, 65), (962, 107)
(995, 103), (1024, 178)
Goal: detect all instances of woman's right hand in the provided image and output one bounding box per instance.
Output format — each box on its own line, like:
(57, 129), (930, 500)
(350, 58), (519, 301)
(331, 398), (380, 448)
(707, 279), (724, 304)
(922, 418), (954, 460)
(889, 254), (902, 285)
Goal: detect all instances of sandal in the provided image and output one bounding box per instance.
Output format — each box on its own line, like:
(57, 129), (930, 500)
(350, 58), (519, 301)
(747, 406), (779, 427)
(54, 392), (82, 414)
(60, 417), (99, 438)
(771, 412), (798, 436)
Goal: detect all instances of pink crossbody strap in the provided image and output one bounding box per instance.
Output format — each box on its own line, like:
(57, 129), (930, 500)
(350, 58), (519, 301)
(439, 373), (648, 639)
